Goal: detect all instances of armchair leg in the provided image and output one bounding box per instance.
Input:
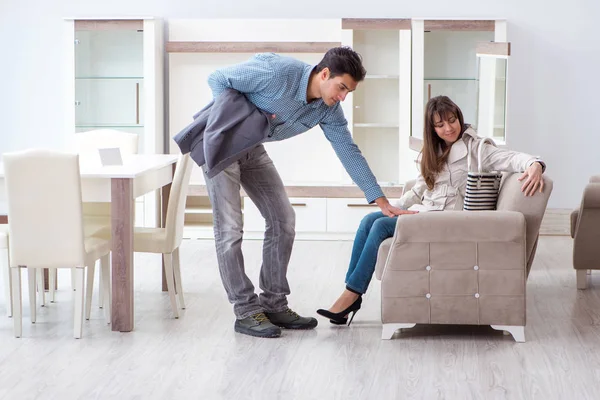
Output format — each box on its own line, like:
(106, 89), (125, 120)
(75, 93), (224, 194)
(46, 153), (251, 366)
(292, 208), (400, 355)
(381, 323), (416, 340)
(491, 325), (525, 342)
(577, 269), (588, 289)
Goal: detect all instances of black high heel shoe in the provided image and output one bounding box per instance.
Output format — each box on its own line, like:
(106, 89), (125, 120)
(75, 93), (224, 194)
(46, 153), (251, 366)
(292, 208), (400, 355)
(316, 296), (362, 326)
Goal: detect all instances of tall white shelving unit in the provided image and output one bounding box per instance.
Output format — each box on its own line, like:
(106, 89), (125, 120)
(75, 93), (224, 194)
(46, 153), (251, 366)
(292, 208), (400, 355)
(341, 19), (416, 185)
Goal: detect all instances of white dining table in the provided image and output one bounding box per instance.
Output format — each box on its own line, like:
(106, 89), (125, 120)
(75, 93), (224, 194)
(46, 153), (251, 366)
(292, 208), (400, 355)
(0, 153), (178, 332)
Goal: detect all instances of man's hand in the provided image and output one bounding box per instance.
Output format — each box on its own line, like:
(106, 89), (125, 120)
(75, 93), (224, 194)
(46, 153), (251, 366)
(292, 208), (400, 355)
(374, 197), (418, 217)
(518, 162), (544, 196)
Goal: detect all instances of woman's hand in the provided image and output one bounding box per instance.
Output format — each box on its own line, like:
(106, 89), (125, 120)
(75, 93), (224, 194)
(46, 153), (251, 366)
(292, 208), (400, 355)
(518, 162), (545, 196)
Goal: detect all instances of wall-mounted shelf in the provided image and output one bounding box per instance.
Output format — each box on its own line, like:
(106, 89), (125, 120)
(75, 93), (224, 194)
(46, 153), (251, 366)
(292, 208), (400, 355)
(166, 41), (341, 53)
(342, 19), (411, 30)
(424, 20), (495, 31)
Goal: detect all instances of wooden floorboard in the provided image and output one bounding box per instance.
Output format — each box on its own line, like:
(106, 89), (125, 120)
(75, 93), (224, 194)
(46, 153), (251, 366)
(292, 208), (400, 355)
(0, 236), (598, 399)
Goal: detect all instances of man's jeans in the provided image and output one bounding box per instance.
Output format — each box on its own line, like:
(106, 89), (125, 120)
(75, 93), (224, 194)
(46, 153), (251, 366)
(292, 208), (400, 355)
(204, 145), (295, 319)
(345, 212), (397, 294)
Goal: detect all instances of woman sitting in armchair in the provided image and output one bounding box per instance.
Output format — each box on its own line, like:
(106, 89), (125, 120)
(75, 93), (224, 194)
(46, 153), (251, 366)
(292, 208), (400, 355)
(316, 95), (547, 326)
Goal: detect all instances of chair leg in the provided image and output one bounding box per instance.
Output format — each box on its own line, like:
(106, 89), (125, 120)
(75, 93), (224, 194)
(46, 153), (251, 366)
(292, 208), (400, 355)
(172, 247), (185, 309)
(11, 268), (22, 338)
(381, 323), (416, 340)
(491, 325), (525, 342)
(28, 268), (36, 324)
(74, 268), (85, 339)
(49, 268), (56, 303)
(85, 264), (95, 320)
(37, 268), (46, 307)
(100, 254), (111, 324)
(163, 253), (179, 318)
(577, 269), (588, 289)
(98, 260), (104, 309)
(3, 247), (12, 317)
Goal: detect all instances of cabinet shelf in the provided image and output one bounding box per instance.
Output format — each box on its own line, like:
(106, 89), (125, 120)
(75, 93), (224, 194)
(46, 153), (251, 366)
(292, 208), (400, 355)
(354, 123), (399, 128)
(365, 75), (399, 79)
(76, 124), (144, 128)
(424, 78), (477, 81)
(76, 76), (144, 80)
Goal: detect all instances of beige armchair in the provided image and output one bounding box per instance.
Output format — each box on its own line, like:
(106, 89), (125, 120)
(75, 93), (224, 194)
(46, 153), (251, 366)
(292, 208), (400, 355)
(570, 175), (600, 289)
(375, 173), (553, 342)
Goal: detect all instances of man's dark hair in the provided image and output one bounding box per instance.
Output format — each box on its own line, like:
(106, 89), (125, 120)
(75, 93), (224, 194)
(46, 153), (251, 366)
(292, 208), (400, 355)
(315, 46), (367, 82)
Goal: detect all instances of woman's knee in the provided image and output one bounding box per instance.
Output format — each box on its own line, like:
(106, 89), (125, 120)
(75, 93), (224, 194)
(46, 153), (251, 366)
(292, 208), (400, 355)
(371, 216), (397, 239)
(359, 212), (384, 231)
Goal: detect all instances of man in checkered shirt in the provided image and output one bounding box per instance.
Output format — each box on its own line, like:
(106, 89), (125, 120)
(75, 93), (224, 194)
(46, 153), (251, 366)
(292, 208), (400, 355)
(204, 46), (414, 338)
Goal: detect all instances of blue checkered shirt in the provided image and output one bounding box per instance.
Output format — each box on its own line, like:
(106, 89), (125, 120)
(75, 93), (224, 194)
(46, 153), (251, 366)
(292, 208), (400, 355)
(207, 53), (384, 203)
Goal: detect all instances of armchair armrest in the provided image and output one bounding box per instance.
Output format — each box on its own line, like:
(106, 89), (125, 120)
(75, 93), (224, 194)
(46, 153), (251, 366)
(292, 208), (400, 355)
(573, 183), (600, 271)
(572, 183), (600, 240)
(581, 183), (600, 209)
(382, 211), (526, 278)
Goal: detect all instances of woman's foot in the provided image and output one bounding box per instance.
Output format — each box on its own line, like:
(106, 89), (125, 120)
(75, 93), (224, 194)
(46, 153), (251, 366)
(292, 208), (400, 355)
(316, 290), (363, 326)
(328, 289), (360, 315)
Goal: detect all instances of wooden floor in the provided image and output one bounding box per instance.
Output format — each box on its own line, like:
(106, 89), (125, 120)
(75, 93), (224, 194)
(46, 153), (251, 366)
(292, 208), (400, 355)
(1, 236), (599, 399)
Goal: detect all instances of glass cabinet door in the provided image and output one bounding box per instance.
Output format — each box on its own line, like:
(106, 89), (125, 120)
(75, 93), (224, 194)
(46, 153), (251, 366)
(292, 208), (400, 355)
(475, 42), (510, 144)
(74, 26), (144, 142)
(411, 19), (497, 149)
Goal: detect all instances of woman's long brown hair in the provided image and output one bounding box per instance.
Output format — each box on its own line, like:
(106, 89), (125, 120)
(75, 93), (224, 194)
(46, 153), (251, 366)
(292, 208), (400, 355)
(420, 96), (465, 190)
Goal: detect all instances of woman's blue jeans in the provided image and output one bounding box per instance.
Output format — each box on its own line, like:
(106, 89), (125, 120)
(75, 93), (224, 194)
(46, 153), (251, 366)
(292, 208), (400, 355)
(345, 212), (397, 294)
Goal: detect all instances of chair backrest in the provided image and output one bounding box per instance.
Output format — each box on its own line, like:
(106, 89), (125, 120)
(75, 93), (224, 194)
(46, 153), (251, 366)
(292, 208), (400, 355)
(496, 173), (553, 275)
(573, 178), (600, 270)
(74, 129), (139, 158)
(3, 149), (86, 268)
(164, 154), (193, 252)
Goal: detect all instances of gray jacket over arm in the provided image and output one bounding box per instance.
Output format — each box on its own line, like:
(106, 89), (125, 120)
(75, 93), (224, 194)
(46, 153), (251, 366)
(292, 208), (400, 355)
(172, 88), (272, 178)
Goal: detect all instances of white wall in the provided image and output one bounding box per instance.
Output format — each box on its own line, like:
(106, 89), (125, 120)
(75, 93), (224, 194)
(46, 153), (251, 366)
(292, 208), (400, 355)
(0, 0), (598, 208)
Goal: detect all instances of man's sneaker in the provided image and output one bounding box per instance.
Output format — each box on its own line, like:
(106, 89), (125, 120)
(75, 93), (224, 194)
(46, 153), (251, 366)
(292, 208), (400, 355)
(234, 312), (282, 338)
(265, 308), (318, 330)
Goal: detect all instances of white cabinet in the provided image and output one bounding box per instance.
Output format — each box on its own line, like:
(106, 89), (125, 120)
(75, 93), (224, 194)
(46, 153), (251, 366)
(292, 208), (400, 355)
(326, 198), (382, 233)
(244, 197), (327, 233)
(64, 18), (164, 227)
(244, 196), (400, 237)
